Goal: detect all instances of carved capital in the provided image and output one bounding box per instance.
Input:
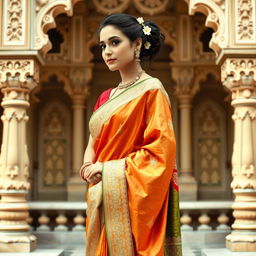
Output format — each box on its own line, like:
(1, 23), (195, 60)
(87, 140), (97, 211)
(0, 59), (39, 84)
(172, 66), (196, 99)
(221, 58), (256, 102)
(221, 58), (256, 83)
(64, 67), (92, 101)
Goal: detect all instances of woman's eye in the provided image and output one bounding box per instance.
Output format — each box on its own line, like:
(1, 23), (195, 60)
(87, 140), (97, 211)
(112, 40), (120, 46)
(100, 44), (106, 50)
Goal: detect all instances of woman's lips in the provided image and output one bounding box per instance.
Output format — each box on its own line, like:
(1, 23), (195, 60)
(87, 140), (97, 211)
(107, 59), (116, 64)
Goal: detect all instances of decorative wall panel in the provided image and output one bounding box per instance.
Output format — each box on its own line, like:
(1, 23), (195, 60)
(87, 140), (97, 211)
(235, 0), (256, 44)
(2, 0), (27, 46)
(194, 99), (227, 198)
(38, 101), (71, 193)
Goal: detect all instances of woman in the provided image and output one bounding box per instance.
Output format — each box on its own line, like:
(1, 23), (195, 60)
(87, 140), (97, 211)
(80, 13), (182, 256)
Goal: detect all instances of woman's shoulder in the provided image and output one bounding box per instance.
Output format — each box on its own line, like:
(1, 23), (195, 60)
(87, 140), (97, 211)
(93, 88), (112, 112)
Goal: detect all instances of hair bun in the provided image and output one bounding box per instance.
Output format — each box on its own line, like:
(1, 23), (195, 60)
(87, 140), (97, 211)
(140, 20), (165, 61)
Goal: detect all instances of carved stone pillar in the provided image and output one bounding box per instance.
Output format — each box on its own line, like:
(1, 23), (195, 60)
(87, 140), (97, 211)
(172, 66), (198, 201)
(65, 67), (91, 201)
(222, 58), (256, 252)
(0, 59), (39, 252)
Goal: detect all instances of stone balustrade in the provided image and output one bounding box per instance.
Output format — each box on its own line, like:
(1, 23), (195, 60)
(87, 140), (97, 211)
(27, 201), (233, 232)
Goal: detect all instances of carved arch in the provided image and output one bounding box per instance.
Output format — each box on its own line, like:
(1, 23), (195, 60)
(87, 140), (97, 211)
(185, 0), (227, 55)
(35, 0), (82, 55)
(159, 25), (178, 61)
(85, 34), (99, 63)
(40, 68), (70, 89)
(193, 67), (221, 93)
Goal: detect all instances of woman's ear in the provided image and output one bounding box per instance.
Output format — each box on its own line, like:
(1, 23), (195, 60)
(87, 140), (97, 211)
(134, 37), (142, 50)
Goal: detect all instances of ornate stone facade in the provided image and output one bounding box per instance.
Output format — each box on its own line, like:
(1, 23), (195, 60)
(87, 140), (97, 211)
(0, 0), (255, 253)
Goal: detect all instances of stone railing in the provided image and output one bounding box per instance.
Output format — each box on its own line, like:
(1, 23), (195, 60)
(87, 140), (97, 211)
(180, 201), (233, 232)
(28, 201), (233, 232)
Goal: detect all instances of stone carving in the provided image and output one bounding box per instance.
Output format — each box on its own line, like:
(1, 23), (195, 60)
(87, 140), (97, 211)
(185, 0), (227, 55)
(35, 0), (79, 55)
(222, 58), (256, 251)
(236, 0), (254, 42)
(0, 59), (39, 84)
(86, 20), (101, 62)
(197, 103), (221, 186)
(221, 58), (256, 84)
(0, 59), (38, 191)
(92, 0), (130, 14)
(5, 0), (23, 44)
(172, 67), (197, 96)
(157, 19), (177, 60)
(36, 0), (49, 13)
(133, 0), (169, 15)
(192, 17), (215, 61)
(0, 58), (39, 251)
(65, 67), (91, 97)
(40, 102), (69, 188)
(46, 16), (70, 62)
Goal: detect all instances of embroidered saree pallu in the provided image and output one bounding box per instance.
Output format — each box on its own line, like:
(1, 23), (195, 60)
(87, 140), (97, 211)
(86, 78), (182, 256)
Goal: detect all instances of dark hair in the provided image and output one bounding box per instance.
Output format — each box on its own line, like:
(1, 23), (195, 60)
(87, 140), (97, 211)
(98, 13), (165, 61)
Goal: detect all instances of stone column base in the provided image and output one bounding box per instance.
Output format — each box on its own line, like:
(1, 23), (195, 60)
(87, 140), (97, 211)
(226, 232), (256, 252)
(67, 177), (88, 201)
(0, 234), (37, 252)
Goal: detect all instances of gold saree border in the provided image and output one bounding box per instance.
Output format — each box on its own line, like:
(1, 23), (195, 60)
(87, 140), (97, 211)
(89, 77), (170, 140)
(103, 158), (134, 256)
(86, 182), (103, 256)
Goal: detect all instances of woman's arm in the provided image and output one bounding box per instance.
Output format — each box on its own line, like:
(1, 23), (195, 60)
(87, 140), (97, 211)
(80, 135), (102, 184)
(83, 134), (95, 163)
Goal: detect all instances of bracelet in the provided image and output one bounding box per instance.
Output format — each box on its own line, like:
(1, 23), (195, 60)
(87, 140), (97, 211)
(80, 162), (92, 181)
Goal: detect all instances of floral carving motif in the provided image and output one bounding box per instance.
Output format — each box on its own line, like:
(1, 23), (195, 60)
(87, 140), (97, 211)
(236, 0), (254, 41)
(133, 0), (169, 15)
(6, 0), (23, 42)
(92, 0), (130, 14)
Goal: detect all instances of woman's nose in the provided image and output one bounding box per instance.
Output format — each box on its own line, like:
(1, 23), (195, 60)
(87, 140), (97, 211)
(104, 45), (112, 55)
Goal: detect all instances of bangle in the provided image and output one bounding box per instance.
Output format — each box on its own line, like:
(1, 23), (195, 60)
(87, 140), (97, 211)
(80, 162), (92, 181)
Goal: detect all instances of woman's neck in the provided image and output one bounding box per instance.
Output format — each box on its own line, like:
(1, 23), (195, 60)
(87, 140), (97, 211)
(119, 62), (143, 84)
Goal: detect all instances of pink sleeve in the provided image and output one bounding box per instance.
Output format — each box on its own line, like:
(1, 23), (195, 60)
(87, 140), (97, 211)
(93, 88), (112, 112)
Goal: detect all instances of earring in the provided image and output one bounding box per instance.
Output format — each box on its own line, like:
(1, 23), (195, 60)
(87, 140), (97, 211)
(135, 48), (141, 62)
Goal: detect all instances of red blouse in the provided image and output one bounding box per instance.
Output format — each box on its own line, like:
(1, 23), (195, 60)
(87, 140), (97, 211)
(93, 88), (112, 112)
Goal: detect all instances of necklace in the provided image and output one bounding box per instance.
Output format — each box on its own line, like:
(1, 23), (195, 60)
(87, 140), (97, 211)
(110, 70), (145, 98)
(117, 70), (145, 89)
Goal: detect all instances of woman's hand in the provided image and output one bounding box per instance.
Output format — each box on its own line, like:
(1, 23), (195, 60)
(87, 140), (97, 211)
(84, 162), (103, 185)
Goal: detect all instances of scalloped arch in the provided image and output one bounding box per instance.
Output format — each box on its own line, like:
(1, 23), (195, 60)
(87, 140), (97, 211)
(159, 25), (178, 61)
(85, 34), (99, 63)
(193, 67), (221, 94)
(40, 69), (70, 90)
(185, 0), (227, 55)
(35, 0), (81, 55)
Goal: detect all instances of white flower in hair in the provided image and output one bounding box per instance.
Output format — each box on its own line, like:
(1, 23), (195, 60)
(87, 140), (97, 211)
(144, 41), (151, 49)
(137, 17), (144, 25)
(143, 26), (151, 36)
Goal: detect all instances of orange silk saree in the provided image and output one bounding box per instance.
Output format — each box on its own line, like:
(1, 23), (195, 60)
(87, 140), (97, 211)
(86, 77), (182, 256)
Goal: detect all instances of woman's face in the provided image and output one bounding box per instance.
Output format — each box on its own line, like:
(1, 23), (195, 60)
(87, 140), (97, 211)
(99, 25), (137, 71)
